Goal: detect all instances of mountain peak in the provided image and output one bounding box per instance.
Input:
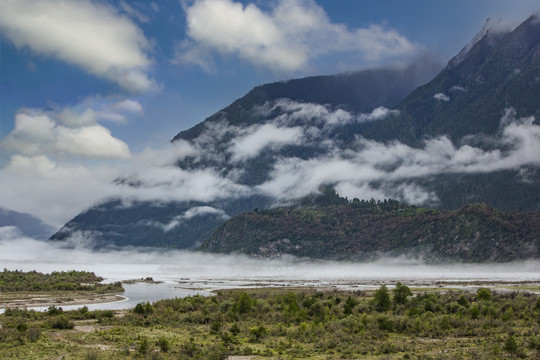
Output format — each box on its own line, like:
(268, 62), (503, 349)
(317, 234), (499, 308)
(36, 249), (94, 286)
(447, 17), (503, 69)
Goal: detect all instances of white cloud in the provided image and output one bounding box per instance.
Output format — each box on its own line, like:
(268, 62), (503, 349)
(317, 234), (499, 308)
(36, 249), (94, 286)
(113, 99), (144, 114)
(230, 123), (304, 161)
(258, 99), (397, 127)
(1, 110), (131, 159)
(434, 93), (450, 102)
(0, 0), (155, 92)
(256, 112), (540, 203)
(0, 155), (123, 228)
(147, 206), (230, 232)
(178, 0), (418, 72)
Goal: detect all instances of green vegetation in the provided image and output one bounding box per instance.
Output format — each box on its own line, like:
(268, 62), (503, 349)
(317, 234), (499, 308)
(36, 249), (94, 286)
(201, 195), (540, 262)
(0, 269), (123, 293)
(1, 284), (540, 359)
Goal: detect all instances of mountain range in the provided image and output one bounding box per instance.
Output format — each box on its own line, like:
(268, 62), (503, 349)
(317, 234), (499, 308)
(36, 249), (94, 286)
(51, 15), (540, 257)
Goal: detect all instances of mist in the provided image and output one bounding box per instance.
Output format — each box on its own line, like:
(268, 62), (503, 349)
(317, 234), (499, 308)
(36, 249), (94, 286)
(1, 227), (539, 284)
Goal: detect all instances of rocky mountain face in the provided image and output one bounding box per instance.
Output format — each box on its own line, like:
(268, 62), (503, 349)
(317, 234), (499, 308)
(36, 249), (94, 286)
(51, 16), (540, 251)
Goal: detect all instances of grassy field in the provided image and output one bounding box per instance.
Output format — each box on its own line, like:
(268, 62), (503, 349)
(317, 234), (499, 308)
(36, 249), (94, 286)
(1, 281), (540, 359)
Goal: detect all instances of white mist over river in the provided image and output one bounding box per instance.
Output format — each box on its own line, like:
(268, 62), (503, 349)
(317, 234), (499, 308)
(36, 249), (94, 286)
(1, 228), (540, 312)
(2, 228), (540, 283)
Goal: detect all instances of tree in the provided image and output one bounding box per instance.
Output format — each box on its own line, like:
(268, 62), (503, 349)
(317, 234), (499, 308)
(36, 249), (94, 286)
(374, 285), (391, 312)
(393, 282), (412, 305)
(235, 292), (253, 314)
(477, 288), (492, 301)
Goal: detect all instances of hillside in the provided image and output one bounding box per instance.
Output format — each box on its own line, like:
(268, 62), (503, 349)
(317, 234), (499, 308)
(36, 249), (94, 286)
(51, 15), (540, 249)
(201, 197), (540, 262)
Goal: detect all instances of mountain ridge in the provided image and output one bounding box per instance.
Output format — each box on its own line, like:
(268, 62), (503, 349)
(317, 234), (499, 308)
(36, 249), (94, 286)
(200, 197), (540, 262)
(50, 15), (540, 251)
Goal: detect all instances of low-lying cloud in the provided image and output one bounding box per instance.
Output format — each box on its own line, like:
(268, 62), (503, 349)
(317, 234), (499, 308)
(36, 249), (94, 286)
(1, 95), (539, 231)
(145, 206), (230, 232)
(230, 124), (304, 161)
(257, 108), (540, 202)
(1, 228), (539, 283)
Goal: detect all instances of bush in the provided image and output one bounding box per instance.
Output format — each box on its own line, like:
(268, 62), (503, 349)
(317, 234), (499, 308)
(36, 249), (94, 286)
(138, 338), (149, 355)
(457, 294), (470, 308)
(157, 337), (170, 353)
(134, 302), (153, 315)
(504, 335), (518, 354)
(249, 325), (267, 342)
(50, 316), (74, 329)
(235, 292), (253, 314)
(84, 349), (99, 360)
(477, 288), (492, 301)
(344, 296), (358, 315)
(47, 306), (63, 316)
(26, 326), (41, 342)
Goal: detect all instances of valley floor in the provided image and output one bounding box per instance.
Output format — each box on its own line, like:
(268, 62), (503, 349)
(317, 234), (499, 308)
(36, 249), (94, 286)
(1, 282), (540, 359)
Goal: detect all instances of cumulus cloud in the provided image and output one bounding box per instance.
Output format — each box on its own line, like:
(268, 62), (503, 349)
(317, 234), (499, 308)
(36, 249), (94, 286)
(1, 110), (131, 159)
(177, 0), (418, 72)
(0, 0), (155, 92)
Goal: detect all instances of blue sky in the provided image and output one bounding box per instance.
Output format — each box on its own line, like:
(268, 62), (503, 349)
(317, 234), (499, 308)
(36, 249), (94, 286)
(0, 0), (539, 227)
(2, 0), (539, 151)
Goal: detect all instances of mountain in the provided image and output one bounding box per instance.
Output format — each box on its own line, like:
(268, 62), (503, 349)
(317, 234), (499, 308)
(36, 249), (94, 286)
(0, 208), (56, 240)
(51, 16), (540, 249)
(50, 59), (440, 248)
(200, 193), (540, 262)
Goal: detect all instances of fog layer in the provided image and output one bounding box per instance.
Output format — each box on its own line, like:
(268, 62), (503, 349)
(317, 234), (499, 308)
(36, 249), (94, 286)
(1, 227), (538, 283)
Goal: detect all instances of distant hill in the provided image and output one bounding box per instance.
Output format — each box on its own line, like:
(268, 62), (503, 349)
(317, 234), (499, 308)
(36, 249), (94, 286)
(0, 208), (56, 240)
(51, 15), (540, 249)
(201, 191), (540, 263)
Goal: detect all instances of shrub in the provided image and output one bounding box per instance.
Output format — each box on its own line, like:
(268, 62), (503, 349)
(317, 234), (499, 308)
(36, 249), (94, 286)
(374, 285), (391, 312)
(457, 294), (470, 308)
(84, 349), (99, 360)
(157, 337), (170, 353)
(47, 306), (63, 316)
(26, 326), (41, 342)
(344, 296), (358, 315)
(477, 288), (492, 301)
(50, 316), (74, 329)
(504, 335), (518, 354)
(138, 338), (149, 355)
(134, 302), (153, 315)
(470, 304), (480, 319)
(393, 282), (412, 305)
(235, 292), (253, 314)
(249, 325), (267, 342)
